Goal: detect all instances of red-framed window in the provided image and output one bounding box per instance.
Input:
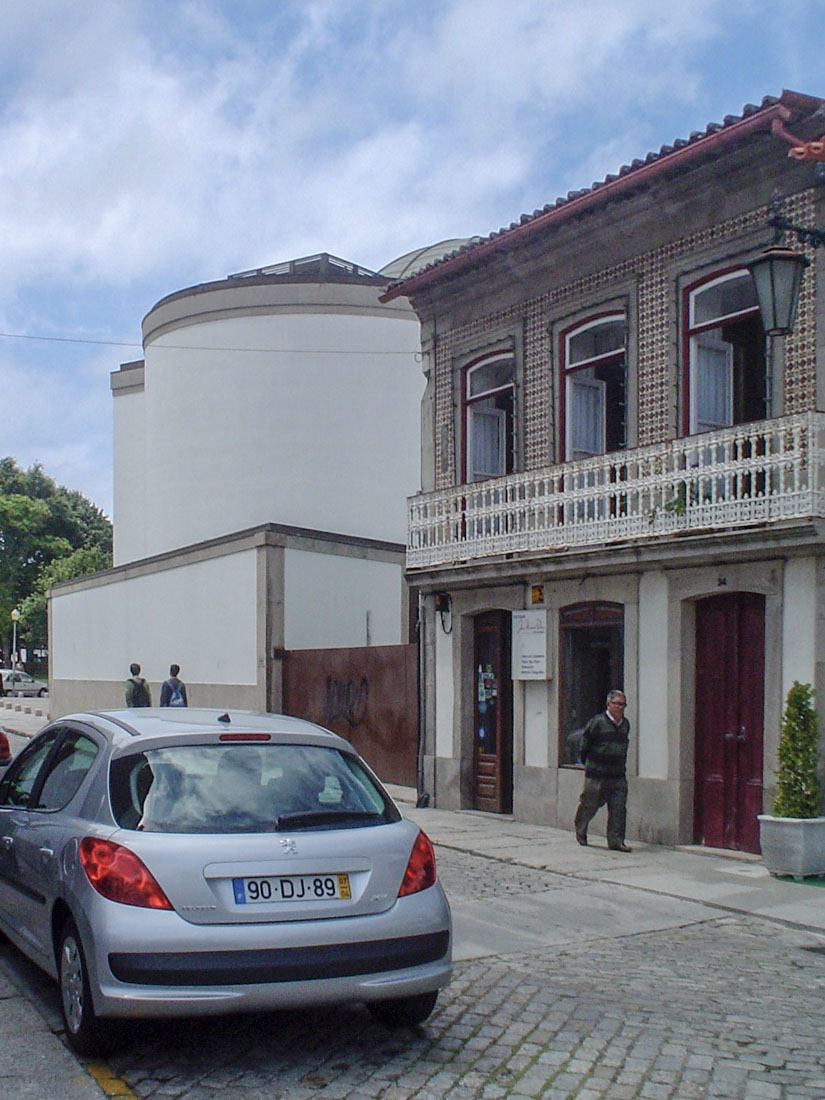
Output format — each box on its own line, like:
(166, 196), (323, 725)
(462, 352), (516, 483)
(682, 269), (766, 436)
(559, 602), (624, 767)
(560, 314), (627, 461)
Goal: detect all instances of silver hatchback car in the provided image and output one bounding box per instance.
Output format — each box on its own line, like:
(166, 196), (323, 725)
(0, 669), (48, 697)
(0, 709), (451, 1055)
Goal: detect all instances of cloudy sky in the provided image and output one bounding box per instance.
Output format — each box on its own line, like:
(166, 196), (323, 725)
(2, 0), (824, 518)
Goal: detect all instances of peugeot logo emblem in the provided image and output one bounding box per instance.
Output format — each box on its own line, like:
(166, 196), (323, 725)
(280, 837), (298, 855)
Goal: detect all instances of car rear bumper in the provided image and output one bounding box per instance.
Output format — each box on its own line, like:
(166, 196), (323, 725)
(109, 929), (449, 985)
(84, 886), (452, 1019)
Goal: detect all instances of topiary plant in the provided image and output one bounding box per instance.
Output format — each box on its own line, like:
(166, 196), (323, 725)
(773, 681), (821, 819)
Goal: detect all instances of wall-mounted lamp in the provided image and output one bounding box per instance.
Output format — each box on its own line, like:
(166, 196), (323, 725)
(748, 246), (809, 336)
(434, 592), (452, 634)
(748, 196), (824, 336)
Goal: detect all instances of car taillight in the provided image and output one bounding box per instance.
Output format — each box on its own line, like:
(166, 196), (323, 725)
(398, 830), (437, 897)
(79, 837), (173, 910)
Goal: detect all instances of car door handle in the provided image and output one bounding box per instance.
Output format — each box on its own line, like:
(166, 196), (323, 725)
(39, 846), (54, 858)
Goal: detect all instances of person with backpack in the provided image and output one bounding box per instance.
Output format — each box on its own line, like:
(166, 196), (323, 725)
(160, 663), (188, 708)
(125, 662), (152, 707)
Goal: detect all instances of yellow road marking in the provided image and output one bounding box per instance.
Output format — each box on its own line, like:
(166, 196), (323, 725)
(84, 1060), (137, 1097)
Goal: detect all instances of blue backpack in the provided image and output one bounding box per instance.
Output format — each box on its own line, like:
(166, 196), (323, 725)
(168, 680), (186, 707)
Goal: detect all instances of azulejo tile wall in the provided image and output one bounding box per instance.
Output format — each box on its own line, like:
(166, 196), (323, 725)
(431, 189), (817, 492)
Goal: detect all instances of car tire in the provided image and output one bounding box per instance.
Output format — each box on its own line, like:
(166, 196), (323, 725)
(367, 989), (439, 1028)
(58, 919), (114, 1056)
(37, 688), (47, 697)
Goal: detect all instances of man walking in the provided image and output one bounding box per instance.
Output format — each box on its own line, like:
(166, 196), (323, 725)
(125, 663), (151, 708)
(160, 664), (188, 707)
(574, 689), (632, 852)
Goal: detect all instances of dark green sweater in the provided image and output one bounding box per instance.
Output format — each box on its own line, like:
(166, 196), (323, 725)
(580, 712), (630, 779)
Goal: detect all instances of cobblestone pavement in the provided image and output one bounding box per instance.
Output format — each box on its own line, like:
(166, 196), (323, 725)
(8, 846), (814, 1100)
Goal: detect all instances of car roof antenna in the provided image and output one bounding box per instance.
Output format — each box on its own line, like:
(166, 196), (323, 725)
(217, 712), (231, 724)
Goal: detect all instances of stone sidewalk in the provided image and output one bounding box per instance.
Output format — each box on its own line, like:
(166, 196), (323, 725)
(1, 711), (823, 1099)
(398, 800), (825, 938)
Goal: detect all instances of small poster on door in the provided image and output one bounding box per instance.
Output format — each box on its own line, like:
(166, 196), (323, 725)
(511, 610), (548, 679)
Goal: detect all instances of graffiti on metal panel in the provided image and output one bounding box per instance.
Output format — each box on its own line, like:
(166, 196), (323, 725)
(325, 675), (369, 729)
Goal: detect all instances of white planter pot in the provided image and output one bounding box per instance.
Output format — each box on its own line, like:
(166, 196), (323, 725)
(757, 814), (825, 879)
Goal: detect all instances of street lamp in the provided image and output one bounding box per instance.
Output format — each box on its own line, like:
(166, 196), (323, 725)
(10, 608), (20, 671)
(747, 247), (809, 336)
(748, 196), (825, 337)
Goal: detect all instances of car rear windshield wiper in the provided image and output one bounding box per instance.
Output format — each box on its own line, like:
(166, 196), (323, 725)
(275, 809), (383, 830)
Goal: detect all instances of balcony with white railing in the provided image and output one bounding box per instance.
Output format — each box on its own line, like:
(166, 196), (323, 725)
(407, 412), (825, 570)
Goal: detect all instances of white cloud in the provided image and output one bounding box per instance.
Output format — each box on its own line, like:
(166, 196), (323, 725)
(0, 0), (823, 511)
(0, 0), (731, 292)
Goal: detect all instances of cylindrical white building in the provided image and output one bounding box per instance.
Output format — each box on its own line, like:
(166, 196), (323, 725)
(112, 253), (422, 565)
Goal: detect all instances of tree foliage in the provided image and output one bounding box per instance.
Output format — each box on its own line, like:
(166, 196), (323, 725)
(773, 681), (822, 819)
(0, 457), (112, 659)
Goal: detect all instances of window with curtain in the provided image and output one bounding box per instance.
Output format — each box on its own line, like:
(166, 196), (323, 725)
(686, 271), (766, 435)
(464, 353), (516, 483)
(563, 315), (626, 461)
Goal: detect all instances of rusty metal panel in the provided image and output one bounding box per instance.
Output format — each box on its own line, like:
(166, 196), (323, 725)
(283, 644), (418, 788)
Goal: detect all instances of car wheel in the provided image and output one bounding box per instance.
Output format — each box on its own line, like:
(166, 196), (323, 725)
(58, 919), (114, 1056)
(37, 688), (47, 697)
(367, 990), (439, 1028)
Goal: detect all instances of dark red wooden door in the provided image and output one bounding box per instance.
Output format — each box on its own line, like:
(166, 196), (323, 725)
(473, 611), (513, 813)
(694, 592), (765, 852)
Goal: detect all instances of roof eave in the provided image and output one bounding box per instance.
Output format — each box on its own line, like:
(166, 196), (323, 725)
(381, 92), (818, 303)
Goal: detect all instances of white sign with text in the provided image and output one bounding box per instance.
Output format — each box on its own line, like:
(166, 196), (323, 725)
(511, 610), (548, 680)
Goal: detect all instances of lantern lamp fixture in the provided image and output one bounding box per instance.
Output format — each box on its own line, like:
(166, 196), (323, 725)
(747, 196), (823, 337)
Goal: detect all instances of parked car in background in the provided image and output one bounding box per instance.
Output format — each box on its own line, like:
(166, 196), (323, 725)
(0, 669), (48, 697)
(0, 709), (452, 1055)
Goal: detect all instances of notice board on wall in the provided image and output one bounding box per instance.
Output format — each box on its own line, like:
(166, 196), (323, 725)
(511, 610), (548, 680)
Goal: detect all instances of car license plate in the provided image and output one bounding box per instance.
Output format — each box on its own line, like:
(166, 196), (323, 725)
(233, 873), (351, 904)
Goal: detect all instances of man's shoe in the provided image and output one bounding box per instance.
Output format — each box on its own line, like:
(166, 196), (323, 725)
(575, 832), (588, 846)
(608, 843), (632, 853)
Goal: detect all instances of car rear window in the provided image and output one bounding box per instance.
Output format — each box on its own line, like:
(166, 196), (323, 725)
(110, 742), (400, 833)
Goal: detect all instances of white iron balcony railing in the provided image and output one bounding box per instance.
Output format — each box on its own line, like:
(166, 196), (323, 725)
(408, 412), (825, 570)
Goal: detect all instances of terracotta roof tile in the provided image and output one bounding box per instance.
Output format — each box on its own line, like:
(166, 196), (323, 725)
(382, 95), (809, 300)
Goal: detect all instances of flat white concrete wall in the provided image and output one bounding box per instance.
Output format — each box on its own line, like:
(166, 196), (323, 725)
(523, 680), (549, 768)
(637, 571), (669, 779)
(112, 383), (147, 564)
(51, 549), (259, 689)
(434, 614), (454, 759)
(283, 548), (403, 650)
(114, 294), (422, 564)
(782, 556), (817, 698)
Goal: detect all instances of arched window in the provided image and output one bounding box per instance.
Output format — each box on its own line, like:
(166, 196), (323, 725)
(562, 315), (626, 461)
(463, 353), (515, 482)
(559, 602), (624, 767)
(684, 270), (766, 435)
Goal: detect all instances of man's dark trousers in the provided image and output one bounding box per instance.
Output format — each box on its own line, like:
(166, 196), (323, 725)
(574, 776), (627, 847)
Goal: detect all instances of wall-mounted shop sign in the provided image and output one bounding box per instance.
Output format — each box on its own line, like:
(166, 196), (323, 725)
(511, 609), (548, 680)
